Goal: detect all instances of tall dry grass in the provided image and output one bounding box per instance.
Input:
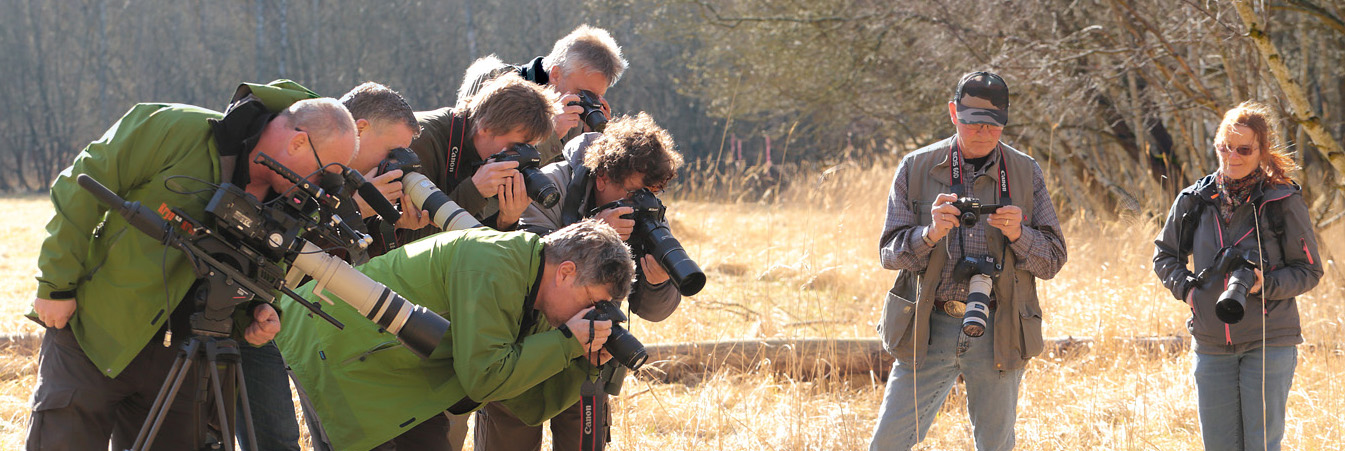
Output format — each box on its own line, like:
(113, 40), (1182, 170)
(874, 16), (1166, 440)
(0, 159), (1340, 449)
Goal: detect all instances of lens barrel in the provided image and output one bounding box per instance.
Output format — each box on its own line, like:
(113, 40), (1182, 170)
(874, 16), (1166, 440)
(605, 325), (648, 370)
(962, 274), (994, 337)
(639, 221), (706, 296)
(519, 167), (560, 208)
(1216, 267), (1254, 324)
(403, 172), (482, 232)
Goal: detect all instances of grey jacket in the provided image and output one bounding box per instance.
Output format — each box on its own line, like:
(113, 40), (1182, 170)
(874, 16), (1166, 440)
(878, 136), (1068, 370)
(519, 133), (681, 322)
(1153, 174), (1323, 353)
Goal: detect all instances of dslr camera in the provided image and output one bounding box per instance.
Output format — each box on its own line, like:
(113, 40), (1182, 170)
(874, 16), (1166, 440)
(583, 300), (648, 370)
(949, 197), (1003, 227)
(568, 90), (608, 133)
(1195, 247), (1261, 324)
(488, 143), (561, 208)
(595, 188), (706, 296)
(951, 255), (1002, 337)
(378, 147), (482, 231)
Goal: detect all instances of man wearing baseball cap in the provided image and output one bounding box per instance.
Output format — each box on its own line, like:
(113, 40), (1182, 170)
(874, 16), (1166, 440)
(870, 71), (1069, 450)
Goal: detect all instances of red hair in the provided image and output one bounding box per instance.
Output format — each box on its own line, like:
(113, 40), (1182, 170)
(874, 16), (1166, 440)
(1214, 100), (1298, 185)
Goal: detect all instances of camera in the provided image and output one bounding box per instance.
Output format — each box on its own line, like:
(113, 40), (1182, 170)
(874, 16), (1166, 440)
(378, 147), (482, 231)
(595, 188), (706, 296)
(1195, 247), (1261, 324)
(77, 153), (451, 358)
(583, 300), (648, 370)
(488, 143), (561, 208)
(568, 90), (608, 133)
(949, 197), (1003, 227)
(951, 255), (1002, 337)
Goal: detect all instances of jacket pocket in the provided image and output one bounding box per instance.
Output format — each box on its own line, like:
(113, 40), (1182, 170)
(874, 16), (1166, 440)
(1017, 276), (1044, 358)
(32, 387), (75, 412)
(877, 272), (919, 356)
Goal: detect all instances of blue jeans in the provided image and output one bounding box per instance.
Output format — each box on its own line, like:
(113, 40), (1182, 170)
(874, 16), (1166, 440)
(870, 310), (1024, 451)
(1194, 344), (1297, 451)
(237, 341), (301, 451)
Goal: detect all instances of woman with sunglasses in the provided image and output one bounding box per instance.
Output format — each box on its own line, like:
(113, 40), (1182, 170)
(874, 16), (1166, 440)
(1153, 101), (1323, 450)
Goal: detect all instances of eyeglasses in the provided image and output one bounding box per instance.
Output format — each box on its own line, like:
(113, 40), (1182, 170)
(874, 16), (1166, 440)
(963, 123), (1002, 133)
(295, 127), (325, 171)
(1216, 144), (1256, 156)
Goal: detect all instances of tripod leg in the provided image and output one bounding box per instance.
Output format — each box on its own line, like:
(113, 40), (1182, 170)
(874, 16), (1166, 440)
(208, 348), (236, 451)
(132, 340), (200, 451)
(234, 363), (260, 450)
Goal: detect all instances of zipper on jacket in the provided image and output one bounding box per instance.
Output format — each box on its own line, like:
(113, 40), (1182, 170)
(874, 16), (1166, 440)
(1302, 238), (1315, 265)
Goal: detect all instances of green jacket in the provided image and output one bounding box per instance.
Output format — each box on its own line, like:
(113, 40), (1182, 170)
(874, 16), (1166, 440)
(275, 228), (594, 451)
(31, 80), (317, 377)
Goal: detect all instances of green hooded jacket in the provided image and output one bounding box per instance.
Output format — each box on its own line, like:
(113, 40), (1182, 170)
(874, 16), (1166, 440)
(31, 80), (317, 377)
(275, 228), (594, 451)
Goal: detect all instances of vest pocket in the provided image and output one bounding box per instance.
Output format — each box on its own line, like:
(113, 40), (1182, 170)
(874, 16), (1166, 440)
(878, 272), (919, 356)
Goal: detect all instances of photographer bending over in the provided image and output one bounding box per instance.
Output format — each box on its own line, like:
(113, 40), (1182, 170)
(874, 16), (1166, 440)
(476, 112), (684, 451)
(457, 24), (628, 164)
(870, 72), (1067, 450)
(27, 85), (357, 450)
(273, 220), (635, 451)
(1153, 101), (1322, 451)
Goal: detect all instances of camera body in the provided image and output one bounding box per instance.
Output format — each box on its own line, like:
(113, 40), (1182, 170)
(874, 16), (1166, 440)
(951, 255), (1002, 337)
(489, 143), (561, 208)
(377, 146), (422, 177)
(949, 197), (1003, 227)
(582, 300), (648, 370)
(1195, 247), (1261, 324)
(568, 90), (608, 133)
(603, 188), (706, 296)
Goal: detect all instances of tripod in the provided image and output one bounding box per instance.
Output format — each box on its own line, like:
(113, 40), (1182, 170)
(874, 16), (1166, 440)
(127, 274), (263, 451)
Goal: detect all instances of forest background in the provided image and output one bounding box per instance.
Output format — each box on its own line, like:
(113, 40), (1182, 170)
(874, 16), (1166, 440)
(1, 0), (1344, 449)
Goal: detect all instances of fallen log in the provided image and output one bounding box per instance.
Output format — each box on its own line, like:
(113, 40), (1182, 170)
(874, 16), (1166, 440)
(636, 336), (1193, 382)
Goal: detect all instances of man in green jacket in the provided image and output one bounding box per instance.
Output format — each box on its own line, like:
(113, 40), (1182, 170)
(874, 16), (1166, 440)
(275, 219), (635, 451)
(27, 83), (358, 450)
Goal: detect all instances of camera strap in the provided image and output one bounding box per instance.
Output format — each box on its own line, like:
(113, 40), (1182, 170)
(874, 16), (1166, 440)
(949, 142), (1012, 206)
(444, 116), (470, 182)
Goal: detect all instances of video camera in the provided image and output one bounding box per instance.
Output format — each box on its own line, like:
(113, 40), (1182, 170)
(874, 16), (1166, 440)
(77, 153), (450, 358)
(951, 255), (1002, 337)
(569, 90), (608, 133)
(592, 188), (706, 296)
(949, 197), (1003, 228)
(1194, 247), (1261, 324)
(486, 143), (561, 208)
(377, 147), (483, 231)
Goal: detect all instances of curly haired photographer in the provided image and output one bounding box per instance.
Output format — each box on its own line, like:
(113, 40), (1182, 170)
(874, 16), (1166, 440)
(1152, 101), (1323, 451)
(870, 72), (1068, 450)
(474, 112), (684, 451)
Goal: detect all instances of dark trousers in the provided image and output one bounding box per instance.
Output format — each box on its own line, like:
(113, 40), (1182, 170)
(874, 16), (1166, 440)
(370, 412), (453, 451)
(236, 341), (301, 451)
(26, 327), (206, 450)
(473, 380), (609, 451)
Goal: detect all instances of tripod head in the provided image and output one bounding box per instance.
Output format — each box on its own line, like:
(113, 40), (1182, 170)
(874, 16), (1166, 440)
(77, 153), (448, 358)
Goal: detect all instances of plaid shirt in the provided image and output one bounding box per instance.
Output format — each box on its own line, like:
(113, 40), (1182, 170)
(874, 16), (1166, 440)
(880, 145), (1067, 303)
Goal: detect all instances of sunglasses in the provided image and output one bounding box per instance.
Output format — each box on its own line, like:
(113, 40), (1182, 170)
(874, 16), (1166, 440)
(1216, 144), (1256, 156)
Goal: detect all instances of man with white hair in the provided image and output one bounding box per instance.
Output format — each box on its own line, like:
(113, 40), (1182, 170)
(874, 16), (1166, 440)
(27, 83), (357, 450)
(456, 24), (629, 165)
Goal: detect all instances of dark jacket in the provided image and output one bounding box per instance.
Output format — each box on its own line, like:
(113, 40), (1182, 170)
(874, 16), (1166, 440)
(1153, 174), (1323, 353)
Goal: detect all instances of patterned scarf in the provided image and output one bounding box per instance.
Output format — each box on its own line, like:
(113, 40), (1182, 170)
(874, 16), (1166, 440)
(1216, 169), (1264, 223)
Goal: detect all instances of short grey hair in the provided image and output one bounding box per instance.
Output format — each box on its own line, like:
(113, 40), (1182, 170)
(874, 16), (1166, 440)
(543, 25), (628, 87)
(340, 82), (420, 138)
(543, 219), (635, 302)
(282, 97), (358, 153)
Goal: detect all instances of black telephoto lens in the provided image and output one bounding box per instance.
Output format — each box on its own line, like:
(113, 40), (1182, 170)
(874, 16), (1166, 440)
(605, 325), (648, 370)
(639, 221), (706, 296)
(1216, 267), (1255, 324)
(520, 167), (560, 208)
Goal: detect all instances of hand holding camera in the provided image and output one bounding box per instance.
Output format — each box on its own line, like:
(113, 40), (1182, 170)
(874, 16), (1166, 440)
(928, 193), (962, 241)
(593, 205), (636, 240)
(1194, 247), (1264, 324)
(566, 306), (613, 358)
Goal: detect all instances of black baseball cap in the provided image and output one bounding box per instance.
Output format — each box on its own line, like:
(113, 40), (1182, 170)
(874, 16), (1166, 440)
(954, 72), (1010, 127)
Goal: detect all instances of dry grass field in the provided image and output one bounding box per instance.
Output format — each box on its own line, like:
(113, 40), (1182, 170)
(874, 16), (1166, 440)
(0, 162), (1341, 450)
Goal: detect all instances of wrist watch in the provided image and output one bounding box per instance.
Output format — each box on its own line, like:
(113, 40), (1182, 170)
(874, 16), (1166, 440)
(921, 228), (938, 247)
